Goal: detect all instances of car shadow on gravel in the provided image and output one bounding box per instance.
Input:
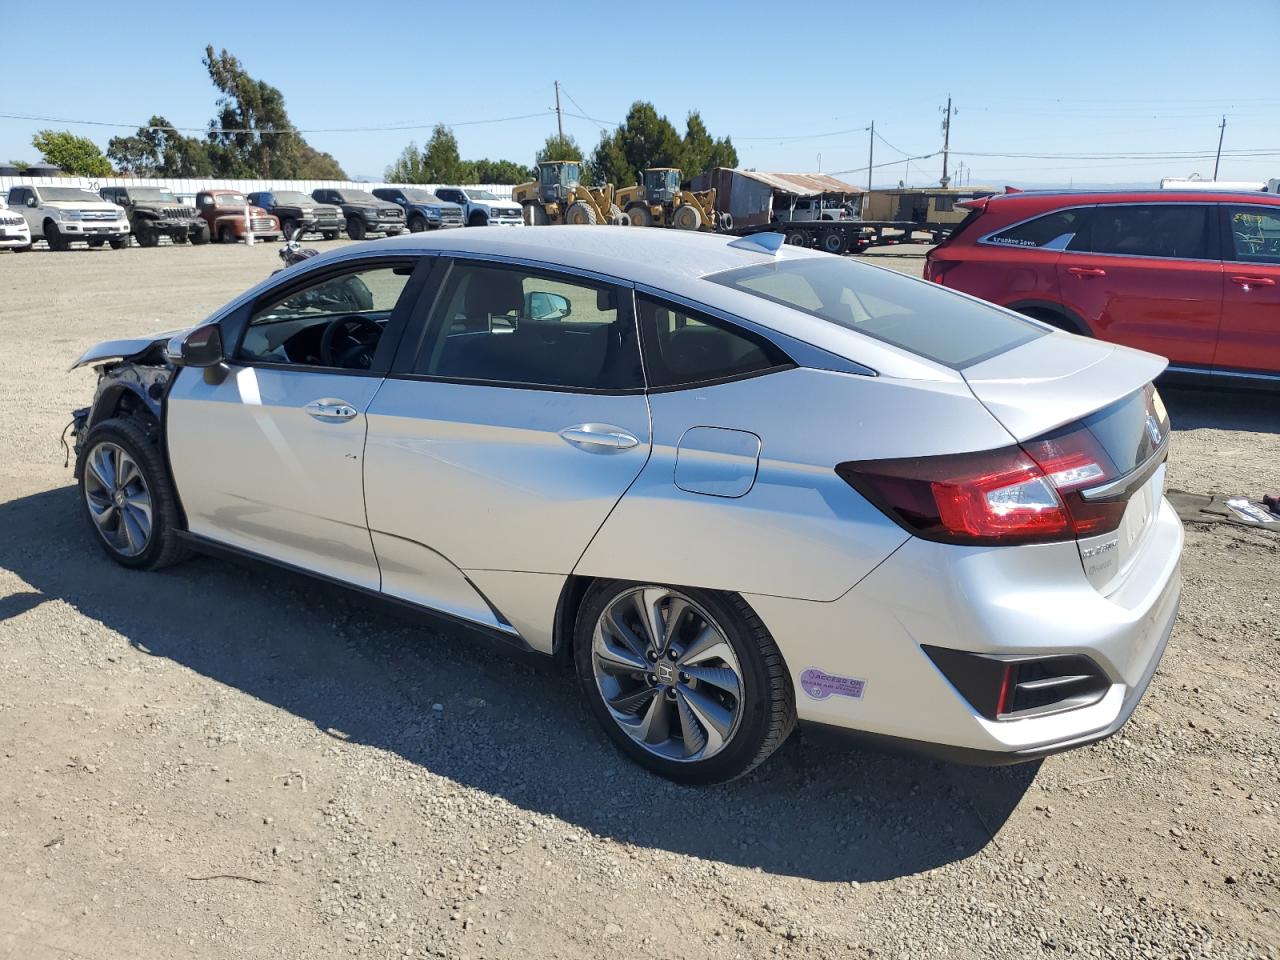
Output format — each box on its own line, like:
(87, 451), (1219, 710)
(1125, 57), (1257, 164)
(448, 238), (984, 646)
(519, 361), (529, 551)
(1161, 385), (1280, 435)
(0, 485), (1038, 883)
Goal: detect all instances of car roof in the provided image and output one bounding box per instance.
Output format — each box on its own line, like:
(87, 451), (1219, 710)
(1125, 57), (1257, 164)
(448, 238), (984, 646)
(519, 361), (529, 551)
(987, 188), (1280, 206)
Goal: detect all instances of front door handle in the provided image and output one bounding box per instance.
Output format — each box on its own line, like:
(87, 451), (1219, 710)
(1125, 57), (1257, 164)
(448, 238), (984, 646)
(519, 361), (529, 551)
(304, 398), (358, 422)
(558, 423), (639, 451)
(1230, 275), (1276, 287)
(1067, 266), (1107, 278)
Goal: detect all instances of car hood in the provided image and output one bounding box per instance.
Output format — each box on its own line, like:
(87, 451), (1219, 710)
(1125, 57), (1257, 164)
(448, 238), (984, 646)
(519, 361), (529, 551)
(70, 330), (186, 371)
(42, 200), (120, 212)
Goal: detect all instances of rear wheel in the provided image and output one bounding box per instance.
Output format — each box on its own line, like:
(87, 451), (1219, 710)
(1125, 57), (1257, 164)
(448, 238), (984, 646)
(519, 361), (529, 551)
(671, 203), (703, 230)
(819, 229), (849, 255)
(346, 216), (366, 240)
(784, 230), (807, 246)
(564, 201), (597, 226)
(574, 581), (796, 784)
(78, 417), (190, 571)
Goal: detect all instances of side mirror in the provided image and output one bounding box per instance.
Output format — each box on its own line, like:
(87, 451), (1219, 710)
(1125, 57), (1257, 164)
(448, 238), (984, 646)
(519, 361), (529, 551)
(166, 323), (224, 368)
(27, 197), (38, 208)
(526, 291), (571, 321)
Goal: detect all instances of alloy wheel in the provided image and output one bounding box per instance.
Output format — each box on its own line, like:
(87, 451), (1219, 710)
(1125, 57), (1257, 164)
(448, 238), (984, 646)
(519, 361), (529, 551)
(83, 441), (153, 557)
(591, 587), (744, 762)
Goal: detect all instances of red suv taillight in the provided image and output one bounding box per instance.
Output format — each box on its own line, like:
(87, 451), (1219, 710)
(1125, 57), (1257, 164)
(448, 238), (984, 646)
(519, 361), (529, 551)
(836, 423), (1124, 546)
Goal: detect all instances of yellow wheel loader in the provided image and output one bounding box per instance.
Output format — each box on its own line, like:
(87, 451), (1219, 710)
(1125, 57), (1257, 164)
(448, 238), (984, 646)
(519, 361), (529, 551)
(512, 161), (628, 226)
(615, 168), (730, 232)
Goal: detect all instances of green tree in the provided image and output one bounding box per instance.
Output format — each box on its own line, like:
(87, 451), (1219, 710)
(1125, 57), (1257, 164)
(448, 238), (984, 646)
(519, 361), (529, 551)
(30, 130), (112, 177)
(201, 45), (345, 179)
(468, 158), (533, 184)
(680, 111), (737, 182)
(385, 141), (428, 183)
(107, 116), (213, 176)
(420, 125), (466, 183)
(590, 102), (685, 187)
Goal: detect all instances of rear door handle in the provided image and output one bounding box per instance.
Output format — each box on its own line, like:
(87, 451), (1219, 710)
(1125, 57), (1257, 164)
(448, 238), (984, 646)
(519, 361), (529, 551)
(558, 423), (639, 451)
(1230, 275), (1276, 287)
(1067, 266), (1107, 278)
(304, 398), (358, 422)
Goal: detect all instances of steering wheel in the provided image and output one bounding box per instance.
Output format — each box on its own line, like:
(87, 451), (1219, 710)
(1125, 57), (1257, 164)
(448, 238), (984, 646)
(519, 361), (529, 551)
(319, 314), (381, 369)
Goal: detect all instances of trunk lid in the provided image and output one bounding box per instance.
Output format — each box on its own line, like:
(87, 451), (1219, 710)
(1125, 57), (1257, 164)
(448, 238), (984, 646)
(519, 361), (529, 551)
(963, 332), (1171, 594)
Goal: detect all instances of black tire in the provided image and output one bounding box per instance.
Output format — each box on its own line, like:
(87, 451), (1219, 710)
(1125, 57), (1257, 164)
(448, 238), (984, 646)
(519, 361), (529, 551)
(190, 223), (210, 245)
(218, 224), (235, 244)
(109, 236), (129, 250)
(77, 416), (190, 571)
(322, 230), (340, 241)
(408, 214), (428, 233)
(819, 229), (849, 255)
(346, 216), (366, 241)
(279, 217), (297, 240)
(784, 230), (808, 247)
(172, 232), (188, 244)
(86, 238), (105, 248)
(573, 580), (796, 785)
(12, 243), (31, 253)
(44, 220), (69, 251)
(385, 227), (403, 236)
(136, 226), (159, 248)
(467, 211), (487, 227)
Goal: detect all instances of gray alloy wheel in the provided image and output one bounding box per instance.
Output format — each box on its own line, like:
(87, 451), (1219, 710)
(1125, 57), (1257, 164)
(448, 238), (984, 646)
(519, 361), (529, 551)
(590, 586), (745, 763)
(82, 440), (153, 558)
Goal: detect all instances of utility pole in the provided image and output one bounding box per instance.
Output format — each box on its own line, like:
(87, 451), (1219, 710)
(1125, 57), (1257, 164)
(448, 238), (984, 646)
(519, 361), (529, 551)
(554, 80), (564, 140)
(867, 121), (874, 193)
(940, 95), (953, 187)
(1213, 115), (1226, 180)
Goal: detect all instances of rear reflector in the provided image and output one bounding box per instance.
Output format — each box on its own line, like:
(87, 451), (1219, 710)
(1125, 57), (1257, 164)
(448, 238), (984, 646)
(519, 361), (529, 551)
(837, 422), (1125, 546)
(923, 646), (1110, 720)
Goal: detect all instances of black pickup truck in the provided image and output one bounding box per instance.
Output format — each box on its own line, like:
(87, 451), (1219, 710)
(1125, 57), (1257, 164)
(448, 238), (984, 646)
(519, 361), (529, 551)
(99, 186), (209, 246)
(246, 190), (344, 240)
(310, 188), (406, 240)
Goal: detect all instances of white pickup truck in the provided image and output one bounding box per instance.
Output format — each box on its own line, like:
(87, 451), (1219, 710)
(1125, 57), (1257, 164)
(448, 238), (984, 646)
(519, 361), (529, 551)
(5, 183), (130, 250)
(0, 196), (33, 252)
(432, 187), (522, 227)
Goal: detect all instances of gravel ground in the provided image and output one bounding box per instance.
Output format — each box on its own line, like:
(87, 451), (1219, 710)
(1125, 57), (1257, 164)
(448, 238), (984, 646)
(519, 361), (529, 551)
(0, 240), (1277, 960)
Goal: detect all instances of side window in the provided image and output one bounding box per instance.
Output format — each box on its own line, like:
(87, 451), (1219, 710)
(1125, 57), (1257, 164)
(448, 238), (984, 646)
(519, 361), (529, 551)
(1225, 206), (1280, 264)
(1088, 204), (1210, 260)
(197, 194), (212, 208)
(239, 262), (415, 369)
(985, 208), (1089, 250)
(636, 296), (791, 389)
(414, 261), (643, 391)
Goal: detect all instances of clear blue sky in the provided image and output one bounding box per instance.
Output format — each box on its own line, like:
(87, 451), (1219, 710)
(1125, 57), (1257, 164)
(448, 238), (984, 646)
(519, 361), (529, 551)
(4, 0), (1277, 188)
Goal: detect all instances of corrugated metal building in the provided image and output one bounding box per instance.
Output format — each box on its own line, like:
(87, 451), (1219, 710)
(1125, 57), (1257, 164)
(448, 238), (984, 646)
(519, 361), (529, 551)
(688, 168), (862, 229)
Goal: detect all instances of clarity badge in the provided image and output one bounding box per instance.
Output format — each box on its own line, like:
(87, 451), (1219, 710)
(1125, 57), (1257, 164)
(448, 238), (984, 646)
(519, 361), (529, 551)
(800, 668), (866, 702)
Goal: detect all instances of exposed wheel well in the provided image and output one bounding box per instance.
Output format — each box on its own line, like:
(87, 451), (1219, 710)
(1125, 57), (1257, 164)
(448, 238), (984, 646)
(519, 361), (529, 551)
(1012, 302), (1092, 337)
(552, 574), (593, 663)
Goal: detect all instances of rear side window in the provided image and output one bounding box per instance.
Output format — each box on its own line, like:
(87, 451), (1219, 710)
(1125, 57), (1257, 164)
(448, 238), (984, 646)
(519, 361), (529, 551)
(637, 297), (791, 389)
(1087, 204), (1210, 260)
(708, 257), (1044, 369)
(984, 208), (1089, 250)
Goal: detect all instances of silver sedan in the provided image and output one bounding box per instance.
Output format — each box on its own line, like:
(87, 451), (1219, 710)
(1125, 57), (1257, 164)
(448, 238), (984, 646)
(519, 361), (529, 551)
(70, 226), (1182, 783)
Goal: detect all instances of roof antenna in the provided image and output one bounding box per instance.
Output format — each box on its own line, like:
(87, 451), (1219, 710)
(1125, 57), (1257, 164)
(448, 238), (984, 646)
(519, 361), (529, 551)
(728, 232), (785, 255)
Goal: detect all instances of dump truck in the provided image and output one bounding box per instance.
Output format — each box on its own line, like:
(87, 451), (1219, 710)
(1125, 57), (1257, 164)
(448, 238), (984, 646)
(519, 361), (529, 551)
(615, 168), (728, 231)
(513, 161), (627, 226)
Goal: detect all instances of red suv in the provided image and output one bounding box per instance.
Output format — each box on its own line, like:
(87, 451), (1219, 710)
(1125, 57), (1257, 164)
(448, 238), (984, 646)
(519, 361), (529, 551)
(925, 190), (1280, 384)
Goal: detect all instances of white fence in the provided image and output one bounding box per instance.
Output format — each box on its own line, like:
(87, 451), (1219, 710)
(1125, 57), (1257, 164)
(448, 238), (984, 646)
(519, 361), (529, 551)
(0, 175), (515, 200)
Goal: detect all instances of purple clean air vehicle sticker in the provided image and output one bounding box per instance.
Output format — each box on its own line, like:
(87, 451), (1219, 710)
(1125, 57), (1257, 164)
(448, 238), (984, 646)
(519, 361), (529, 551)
(800, 668), (866, 702)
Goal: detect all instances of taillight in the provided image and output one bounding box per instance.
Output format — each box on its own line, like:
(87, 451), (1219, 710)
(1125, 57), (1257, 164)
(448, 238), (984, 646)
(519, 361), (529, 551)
(837, 424), (1122, 546)
(923, 256), (960, 285)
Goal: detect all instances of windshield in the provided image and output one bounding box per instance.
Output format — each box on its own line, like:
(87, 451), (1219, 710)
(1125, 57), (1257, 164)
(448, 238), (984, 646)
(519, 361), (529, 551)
(128, 188), (178, 203)
(215, 193), (249, 206)
(465, 189), (499, 200)
(337, 190), (376, 203)
(274, 191), (314, 205)
(40, 187), (105, 203)
(401, 189), (439, 202)
(708, 257), (1045, 369)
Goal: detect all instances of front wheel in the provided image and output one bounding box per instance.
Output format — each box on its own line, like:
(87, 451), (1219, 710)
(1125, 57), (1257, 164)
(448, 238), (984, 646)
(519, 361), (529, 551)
(408, 215), (427, 233)
(322, 230), (340, 241)
(109, 236), (129, 250)
(190, 223), (210, 245)
(574, 581), (795, 784)
(346, 216), (366, 240)
(45, 221), (69, 251)
(78, 417), (189, 570)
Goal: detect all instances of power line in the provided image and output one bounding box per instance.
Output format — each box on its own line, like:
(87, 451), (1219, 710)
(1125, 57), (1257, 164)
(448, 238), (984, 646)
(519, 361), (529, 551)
(0, 109), (554, 135)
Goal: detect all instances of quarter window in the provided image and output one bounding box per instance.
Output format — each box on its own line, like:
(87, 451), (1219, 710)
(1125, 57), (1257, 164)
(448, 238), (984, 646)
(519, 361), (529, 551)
(636, 297), (791, 389)
(239, 262), (415, 369)
(986, 208), (1088, 250)
(1225, 206), (1280, 264)
(414, 262), (643, 391)
(1087, 204), (1210, 260)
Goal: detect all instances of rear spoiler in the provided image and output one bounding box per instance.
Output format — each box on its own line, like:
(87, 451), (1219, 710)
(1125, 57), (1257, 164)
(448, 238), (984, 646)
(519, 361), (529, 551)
(956, 186), (1022, 213)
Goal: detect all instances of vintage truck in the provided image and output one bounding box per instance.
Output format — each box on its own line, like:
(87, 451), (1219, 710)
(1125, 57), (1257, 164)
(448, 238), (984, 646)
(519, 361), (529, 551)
(194, 189), (281, 243)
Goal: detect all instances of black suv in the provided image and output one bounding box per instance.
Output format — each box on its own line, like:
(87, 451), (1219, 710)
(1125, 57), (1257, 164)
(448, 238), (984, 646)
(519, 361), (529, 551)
(310, 188), (405, 240)
(99, 186), (209, 246)
(372, 187), (464, 231)
(246, 190), (344, 241)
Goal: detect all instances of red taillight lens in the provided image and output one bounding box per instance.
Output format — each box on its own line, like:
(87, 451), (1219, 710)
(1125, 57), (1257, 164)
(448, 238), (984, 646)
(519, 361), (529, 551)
(837, 426), (1123, 546)
(923, 257), (959, 285)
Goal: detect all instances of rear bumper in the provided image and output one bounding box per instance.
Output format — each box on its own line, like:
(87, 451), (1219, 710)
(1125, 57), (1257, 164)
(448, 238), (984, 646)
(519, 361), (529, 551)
(746, 496), (1183, 763)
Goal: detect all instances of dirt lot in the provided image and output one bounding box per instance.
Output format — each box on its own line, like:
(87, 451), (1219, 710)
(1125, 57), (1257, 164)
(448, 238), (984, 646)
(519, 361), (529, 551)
(0, 240), (1277, 960)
